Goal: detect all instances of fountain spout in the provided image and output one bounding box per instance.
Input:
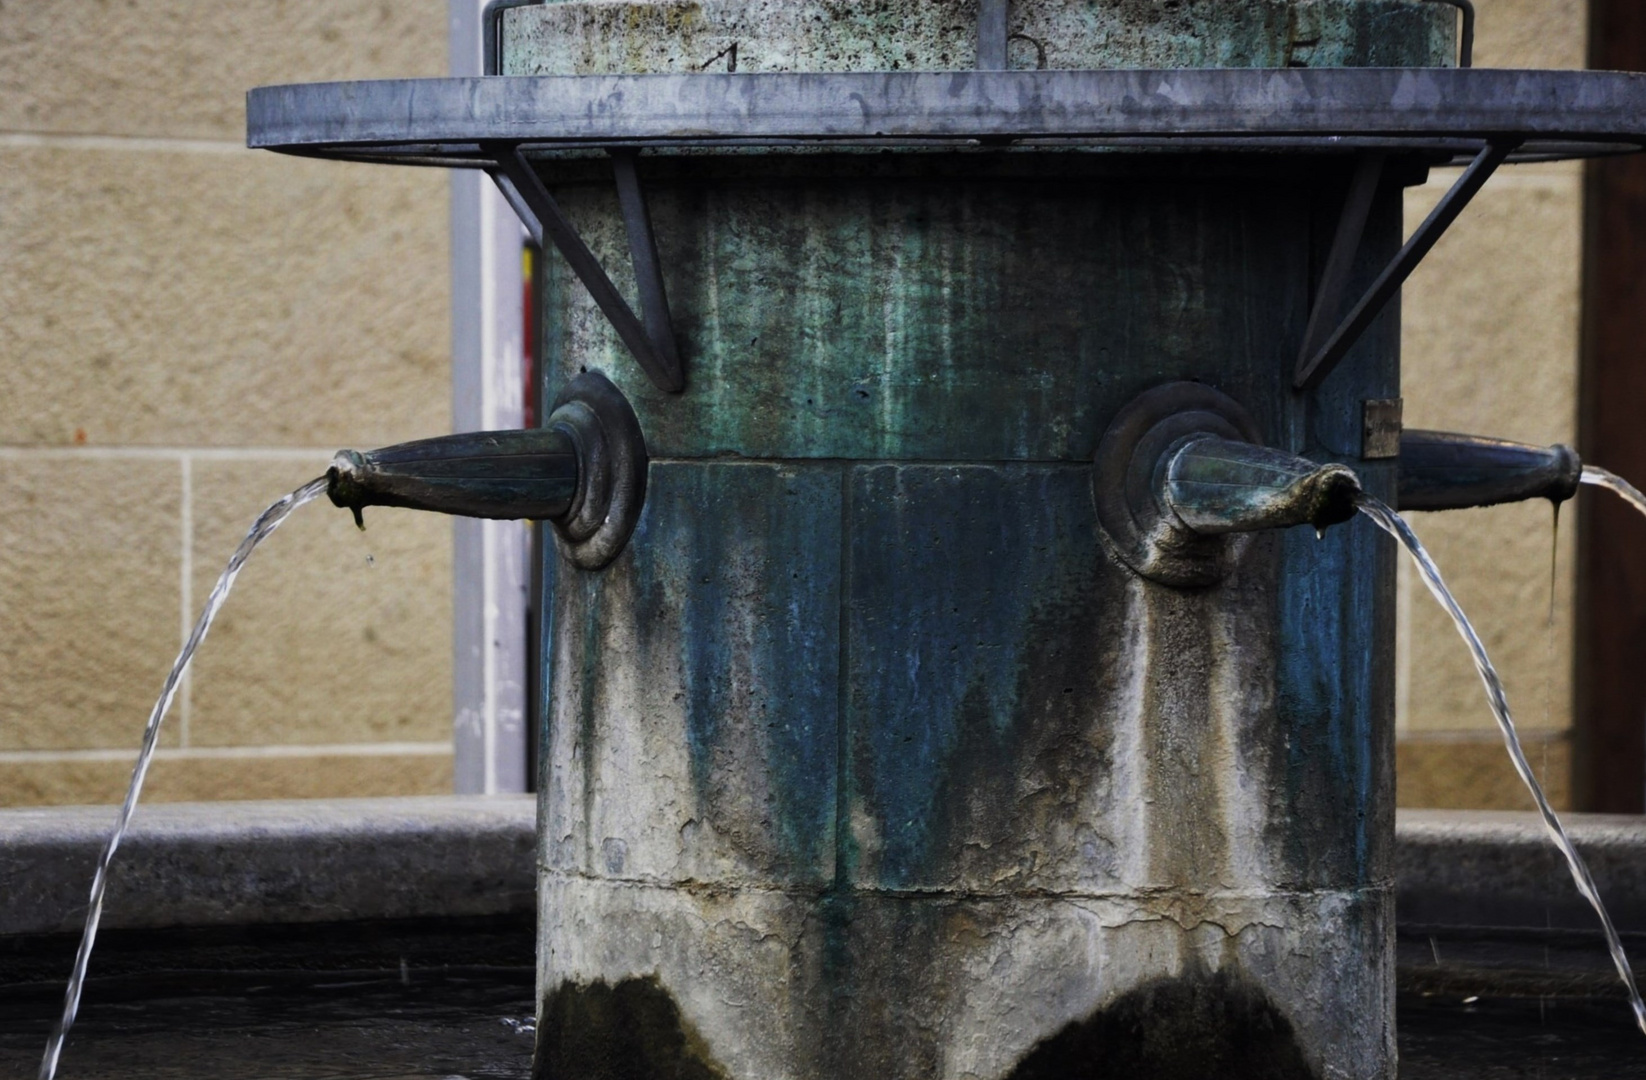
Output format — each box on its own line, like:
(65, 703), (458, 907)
(1165, 436), (1362, 534)
(1396, 429), (1581, 511)
(327, 430), (579, 525)
(326, 370), (648, 571)
(1095, 382), (1363, 588)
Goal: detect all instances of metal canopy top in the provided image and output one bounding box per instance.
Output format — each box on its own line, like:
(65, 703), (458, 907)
(245, 66), (1646, 395)
(247, 68), (1646, 167)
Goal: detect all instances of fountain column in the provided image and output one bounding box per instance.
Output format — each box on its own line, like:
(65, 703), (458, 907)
(516, 3), (1452, 1076)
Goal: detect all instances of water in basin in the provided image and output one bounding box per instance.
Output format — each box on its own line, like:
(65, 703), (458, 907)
(3, 966), (1645, 1079)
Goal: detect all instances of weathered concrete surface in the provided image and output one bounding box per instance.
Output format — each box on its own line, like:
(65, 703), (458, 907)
(521, 2), (1426, 1077)
(541, 878), (1388, 1080)
(0, 796), (533, 936)
(535, 159), (1404, 1078)
(505, 0), (1453, 75)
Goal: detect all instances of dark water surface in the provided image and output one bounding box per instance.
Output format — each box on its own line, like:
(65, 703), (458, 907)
(3, 974), (1644, 1079)
(0, 969), (537, 1080)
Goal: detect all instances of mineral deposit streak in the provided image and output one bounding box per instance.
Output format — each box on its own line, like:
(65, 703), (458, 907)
(39, 477), (330, 1080)
(1357, 493), (1646, 1035)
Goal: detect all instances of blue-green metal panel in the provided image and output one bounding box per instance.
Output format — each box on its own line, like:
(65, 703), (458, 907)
(842, 463), (1113, 890)
(543, 459), (841, 885)
(540, 164), (1318, 461)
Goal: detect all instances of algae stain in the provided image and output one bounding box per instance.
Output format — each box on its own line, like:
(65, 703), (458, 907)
(1004, 971), (1316, 1080)
(536, 975), (727, 1080)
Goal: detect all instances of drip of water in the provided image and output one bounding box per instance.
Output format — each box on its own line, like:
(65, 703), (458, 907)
(38, 476), (329, 1080)
(1357, 494), (1646, 1035)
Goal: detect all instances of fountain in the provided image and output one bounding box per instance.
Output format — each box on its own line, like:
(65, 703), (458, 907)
(237, 1), (1646, 1077)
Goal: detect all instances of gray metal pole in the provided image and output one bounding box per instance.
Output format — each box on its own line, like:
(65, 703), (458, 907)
(449, 0), (529, 795)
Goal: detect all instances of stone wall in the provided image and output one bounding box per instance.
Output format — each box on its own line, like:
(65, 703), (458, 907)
(0, 2), (455, 804)
(1396, 0), (1588, 809)
(0, 0), (1593, 809)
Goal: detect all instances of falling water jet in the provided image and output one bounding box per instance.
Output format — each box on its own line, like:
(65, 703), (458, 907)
(37, 476), (329, 1080)
(1581, 464), (1646, 520)
(1357, 493), (1646, 1035)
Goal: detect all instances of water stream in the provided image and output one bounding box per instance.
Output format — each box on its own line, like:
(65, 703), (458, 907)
(1582, 464), (1646, 517)
(1358, 494), (1646, 1035)
(38, 477), (330, 1080)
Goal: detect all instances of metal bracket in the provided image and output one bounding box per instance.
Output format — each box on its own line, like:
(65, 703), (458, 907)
(1422, 0), (1476, 68)
(1297, 152), (1385, 381)
(489, 145), (684, 393)
(1362, 398), (1403, 460)
(480, 0), (543, 77)
(1294, 138), (1516, 391)
(610, 149), (684, 392)
(977, 0), (1008, 70)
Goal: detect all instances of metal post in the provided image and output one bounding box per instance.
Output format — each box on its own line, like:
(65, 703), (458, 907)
(449, 0), (530, 795)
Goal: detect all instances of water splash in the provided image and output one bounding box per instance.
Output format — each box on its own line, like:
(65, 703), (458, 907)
(1582, 464), (1646, 518)
(39, 477), (329, 1080)
(1357, 494), (1646, 1035)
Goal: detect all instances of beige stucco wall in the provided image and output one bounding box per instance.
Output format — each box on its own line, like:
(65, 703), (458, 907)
(1395, 0), (1587, 809)
(0, 2), (456, 805)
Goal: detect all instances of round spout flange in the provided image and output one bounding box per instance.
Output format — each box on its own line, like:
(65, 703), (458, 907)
(545, 370), (648, 571)
(1094, 382), (1264, 588)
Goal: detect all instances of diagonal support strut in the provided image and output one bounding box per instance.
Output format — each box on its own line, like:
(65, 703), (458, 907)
(1298, 152), (1387, 378)
(610, 149), (684, 393)
(489, 144), (684, 393)
(1294, 138), (1517, 391)
(977, 0), (1009, 70)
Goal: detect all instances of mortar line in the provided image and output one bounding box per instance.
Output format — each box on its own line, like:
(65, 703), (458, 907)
(179, 455), (193, 748)
(0, 742), (454, 764)
(0, 446), (346, 461)
(1398, 727), (1571, 744)
(0, 131), (246, 154)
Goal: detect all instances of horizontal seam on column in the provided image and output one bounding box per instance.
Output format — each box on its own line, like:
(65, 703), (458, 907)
(540, 870), (1396, 903)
